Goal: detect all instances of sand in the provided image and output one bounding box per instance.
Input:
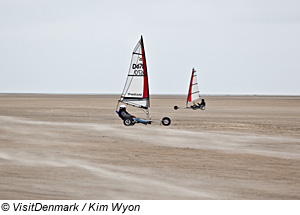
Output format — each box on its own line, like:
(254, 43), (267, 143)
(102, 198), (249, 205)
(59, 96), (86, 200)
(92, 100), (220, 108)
(0, 94), (300, 199)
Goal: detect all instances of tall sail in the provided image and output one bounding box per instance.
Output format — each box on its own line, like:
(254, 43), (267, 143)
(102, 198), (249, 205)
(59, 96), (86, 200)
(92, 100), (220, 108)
(120, 36), (150, 110)
(186, 68), (201, 106)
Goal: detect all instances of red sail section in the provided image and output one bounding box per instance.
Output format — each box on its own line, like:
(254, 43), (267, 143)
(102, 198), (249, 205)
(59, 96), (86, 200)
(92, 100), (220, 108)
(141, 38), (148, 99)
(188, 69), (195, 102)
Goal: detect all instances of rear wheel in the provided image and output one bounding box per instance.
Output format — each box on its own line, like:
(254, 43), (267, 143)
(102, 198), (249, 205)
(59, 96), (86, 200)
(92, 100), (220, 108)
(123, 118), (134, 126)
(161, 117), (171, 126)
(174, 106), (178, 110)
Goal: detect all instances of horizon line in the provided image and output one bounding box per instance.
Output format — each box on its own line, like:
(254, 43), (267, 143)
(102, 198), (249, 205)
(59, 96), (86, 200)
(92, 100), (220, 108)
(0, 92), (300, 97)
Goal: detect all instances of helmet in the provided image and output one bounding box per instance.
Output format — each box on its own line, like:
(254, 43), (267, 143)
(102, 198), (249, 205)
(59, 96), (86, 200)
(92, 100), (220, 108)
(120, 105), (126, 109)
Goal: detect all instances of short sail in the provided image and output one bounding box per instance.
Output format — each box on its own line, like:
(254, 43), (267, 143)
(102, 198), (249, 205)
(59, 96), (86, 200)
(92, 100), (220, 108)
(186, 68), (201, 106)
(120, 36), (150, 110)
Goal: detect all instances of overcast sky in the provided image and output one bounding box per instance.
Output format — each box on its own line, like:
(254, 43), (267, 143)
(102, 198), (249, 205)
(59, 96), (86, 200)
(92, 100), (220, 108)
(1, 0), (299, 95)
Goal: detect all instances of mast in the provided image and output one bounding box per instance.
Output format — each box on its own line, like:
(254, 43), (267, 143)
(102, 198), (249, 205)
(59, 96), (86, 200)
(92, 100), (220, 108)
(186, 68), (195, 107)
(140, 35), (150, 119)
(140, 37), (150, 104)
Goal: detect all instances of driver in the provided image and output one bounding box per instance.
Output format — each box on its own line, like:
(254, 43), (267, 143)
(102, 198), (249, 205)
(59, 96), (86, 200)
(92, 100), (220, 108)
(198, 99), (206, 108)
(118, 105), (150, 125)
(119, 105), (133, 119)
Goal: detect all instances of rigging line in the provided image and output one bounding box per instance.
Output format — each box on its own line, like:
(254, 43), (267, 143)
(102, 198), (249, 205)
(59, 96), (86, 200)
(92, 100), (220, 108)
(115, 100), (120, 111)
(132, 40), (141, 53)
(122, 46), (141, 98)
(123, 101), (148, 110)
(120, 50), (136, 98)
(122, 76), (134, 99)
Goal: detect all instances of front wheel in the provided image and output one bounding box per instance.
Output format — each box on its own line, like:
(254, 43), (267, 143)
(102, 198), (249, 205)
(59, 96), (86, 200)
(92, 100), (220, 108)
(123, 118), (134, 126)
(174, 106), (178, 110)
(161, 117), (171, 126)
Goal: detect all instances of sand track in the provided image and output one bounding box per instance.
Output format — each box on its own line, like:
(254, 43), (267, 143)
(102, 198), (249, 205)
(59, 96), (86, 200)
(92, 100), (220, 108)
(1, 94), (300, 199)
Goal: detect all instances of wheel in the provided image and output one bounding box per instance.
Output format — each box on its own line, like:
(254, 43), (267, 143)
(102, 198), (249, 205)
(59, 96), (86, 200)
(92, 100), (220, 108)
(123, 118), (134, 126)
(200, 105), (205, 110)
(161, 117), (171, 126)
(174, 106), (178, 110)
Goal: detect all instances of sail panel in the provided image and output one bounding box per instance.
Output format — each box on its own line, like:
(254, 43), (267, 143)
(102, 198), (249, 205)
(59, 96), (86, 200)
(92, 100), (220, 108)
(120, 36), (149, 109)
(121, 98), (148, 108)
(187, 68), (201, 105)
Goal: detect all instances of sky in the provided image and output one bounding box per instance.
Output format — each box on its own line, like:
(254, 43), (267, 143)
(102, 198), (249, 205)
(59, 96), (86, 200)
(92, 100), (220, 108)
(0, 0), (299, 95)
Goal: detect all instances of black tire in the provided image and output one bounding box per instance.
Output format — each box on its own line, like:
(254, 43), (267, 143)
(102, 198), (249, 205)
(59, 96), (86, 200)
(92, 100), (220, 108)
(123, 118), (134, 126)
(174, 106), (178, 110)
(161, 117), (171, 126)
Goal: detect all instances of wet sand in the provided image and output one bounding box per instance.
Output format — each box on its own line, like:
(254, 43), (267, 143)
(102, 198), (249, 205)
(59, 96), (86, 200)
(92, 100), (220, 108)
(0, 94), (300, 199)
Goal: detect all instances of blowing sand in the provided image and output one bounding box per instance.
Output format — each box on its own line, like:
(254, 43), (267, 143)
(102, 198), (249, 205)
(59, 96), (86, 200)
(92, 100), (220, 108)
(0, 94), (300, 199)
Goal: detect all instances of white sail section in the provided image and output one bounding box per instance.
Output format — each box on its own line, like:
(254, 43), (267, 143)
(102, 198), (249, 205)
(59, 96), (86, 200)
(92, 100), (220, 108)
(120, 36), (149, 109)
(187, 68), (201, 106)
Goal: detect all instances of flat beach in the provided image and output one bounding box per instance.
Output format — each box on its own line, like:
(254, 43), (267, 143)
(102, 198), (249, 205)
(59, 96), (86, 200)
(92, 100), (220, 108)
(1, 94), (300, 199)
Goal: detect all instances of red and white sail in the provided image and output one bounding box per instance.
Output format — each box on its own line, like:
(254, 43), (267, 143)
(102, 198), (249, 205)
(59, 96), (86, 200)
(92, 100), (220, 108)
(120, 36), (150, 110)
(186, 68), (201, 106)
